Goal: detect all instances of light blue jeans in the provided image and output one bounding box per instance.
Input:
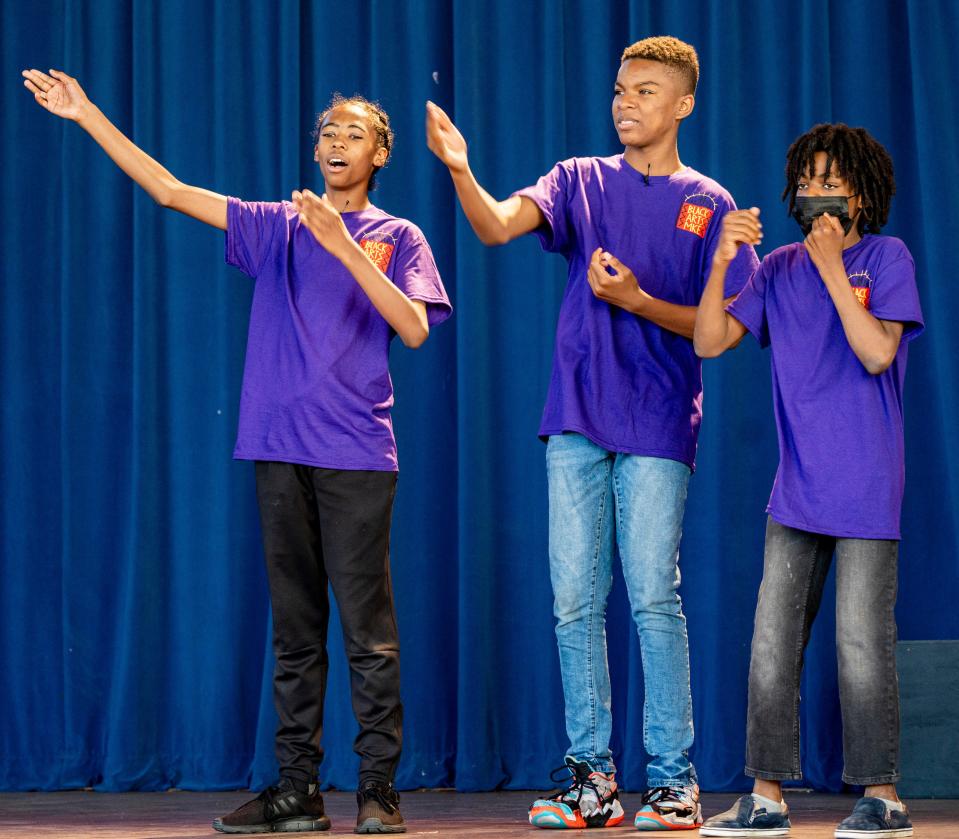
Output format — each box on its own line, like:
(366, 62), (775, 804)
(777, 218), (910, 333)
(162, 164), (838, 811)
(546, 432), (696, 787)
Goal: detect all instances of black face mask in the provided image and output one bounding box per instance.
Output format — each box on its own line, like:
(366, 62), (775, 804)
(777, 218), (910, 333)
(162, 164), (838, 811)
(792, 195), (857, 236)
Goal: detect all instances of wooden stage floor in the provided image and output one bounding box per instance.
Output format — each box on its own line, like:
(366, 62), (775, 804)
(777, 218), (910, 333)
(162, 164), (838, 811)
(0, 790), (955, 838)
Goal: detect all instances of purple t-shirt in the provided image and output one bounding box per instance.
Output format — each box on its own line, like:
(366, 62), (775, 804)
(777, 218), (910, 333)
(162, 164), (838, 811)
(225, 198), (451, 471)
(727, 234), (924, 539)
(515, 156), (759, 468)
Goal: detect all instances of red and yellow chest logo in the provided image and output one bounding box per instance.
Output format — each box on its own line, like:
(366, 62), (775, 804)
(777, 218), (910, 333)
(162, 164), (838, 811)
(675, 192), (718, 238)
(848, 270), (872, 309)
(360, 237), (396, 272)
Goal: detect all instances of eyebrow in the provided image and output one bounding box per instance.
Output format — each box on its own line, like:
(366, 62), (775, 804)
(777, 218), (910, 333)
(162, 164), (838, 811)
(322, 122), (368, 132)
(616, 80), (661, 87)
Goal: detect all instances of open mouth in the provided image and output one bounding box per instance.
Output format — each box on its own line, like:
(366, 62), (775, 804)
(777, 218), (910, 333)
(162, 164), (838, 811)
(616, 118), (639, 129)
(327, 157), (348, 170)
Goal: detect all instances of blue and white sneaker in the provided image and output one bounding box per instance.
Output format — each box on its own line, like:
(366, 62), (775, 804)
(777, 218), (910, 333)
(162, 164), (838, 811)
(699, 794), (790, 836)
(834, 797), (913, 838)
(634, 784), (702, 830)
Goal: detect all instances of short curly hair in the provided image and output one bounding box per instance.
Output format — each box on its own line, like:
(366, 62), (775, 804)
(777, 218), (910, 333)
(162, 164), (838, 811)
(621, 36), (699, 95)
(782, 123), (896, 234)
(313, 94), (394, 190)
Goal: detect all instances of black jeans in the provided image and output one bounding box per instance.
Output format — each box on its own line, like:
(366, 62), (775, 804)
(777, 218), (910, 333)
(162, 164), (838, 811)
(745, 517), (901, 785)
(255, 461), (402, 786)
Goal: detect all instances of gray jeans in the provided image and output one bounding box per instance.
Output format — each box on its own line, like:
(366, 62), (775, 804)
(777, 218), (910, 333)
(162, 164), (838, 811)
(745, 517), (901, 785)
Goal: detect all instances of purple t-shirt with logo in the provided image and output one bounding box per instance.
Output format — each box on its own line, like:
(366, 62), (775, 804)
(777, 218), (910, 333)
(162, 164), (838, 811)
(727, 234), (923, 539)
(515, 156), (759, 469)
(225, 197), (451, 471)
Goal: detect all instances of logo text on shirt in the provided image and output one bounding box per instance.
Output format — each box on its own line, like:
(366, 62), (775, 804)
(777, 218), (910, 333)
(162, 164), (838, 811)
(676, 192), (718, 238)
(848, 269), (873, 309)
(360, 232), (397, 273)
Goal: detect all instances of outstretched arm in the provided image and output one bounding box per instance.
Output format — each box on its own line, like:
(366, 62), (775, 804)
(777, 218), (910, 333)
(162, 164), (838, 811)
(693, 209), (762, 356)
(22, 68), (227, 230)
(292, 190), (430, 349)
(425, 101), (542, 245)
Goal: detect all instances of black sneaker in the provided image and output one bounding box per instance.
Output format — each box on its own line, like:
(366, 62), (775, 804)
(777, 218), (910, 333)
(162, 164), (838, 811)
(356, 779), (406, 834)
(212, 777), (331, 833)
(834, 797), (913, 838)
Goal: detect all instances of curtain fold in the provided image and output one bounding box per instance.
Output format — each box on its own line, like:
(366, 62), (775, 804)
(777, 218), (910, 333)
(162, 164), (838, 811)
(1, 0), (956, 793)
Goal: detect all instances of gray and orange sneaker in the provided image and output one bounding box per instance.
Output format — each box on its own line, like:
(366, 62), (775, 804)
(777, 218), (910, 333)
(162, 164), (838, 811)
(634, 784), (702, 830)
(529, 756), (625, 829)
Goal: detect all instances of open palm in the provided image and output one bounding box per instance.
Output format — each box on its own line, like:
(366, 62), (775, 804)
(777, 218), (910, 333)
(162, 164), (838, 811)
(425, 101), (469, 172)
(22, 68), (88, 120)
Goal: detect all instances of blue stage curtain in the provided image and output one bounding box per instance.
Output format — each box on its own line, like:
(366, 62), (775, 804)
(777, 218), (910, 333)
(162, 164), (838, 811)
(1, 0), (957, 793)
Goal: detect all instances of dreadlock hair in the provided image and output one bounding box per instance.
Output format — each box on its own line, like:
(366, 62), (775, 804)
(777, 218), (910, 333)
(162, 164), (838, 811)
(782, 123), (895, 235)
(313, 94), (394, 190)
(621, 36), (699, 95)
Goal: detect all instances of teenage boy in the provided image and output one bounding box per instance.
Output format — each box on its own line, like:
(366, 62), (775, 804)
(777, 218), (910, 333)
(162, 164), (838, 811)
(426, 37), (758, 831)
(694, 123), (922, 838)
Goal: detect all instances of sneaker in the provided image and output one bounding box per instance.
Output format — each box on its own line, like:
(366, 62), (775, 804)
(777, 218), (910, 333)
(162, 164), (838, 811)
(356, 779), (406, 834)
(699, 794), (790, 836)
(528, 756), (625, 829)
(212, 777), (331, 833)
(634, 784), (702, 830)
(834, 797), (913, 838)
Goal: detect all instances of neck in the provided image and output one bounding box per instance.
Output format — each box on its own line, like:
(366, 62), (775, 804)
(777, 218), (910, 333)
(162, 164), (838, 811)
(842, 212), (865, 249)
(623, 136), (684, 177)
(842, 229), (863, 249)
(323, 183), (372, 213)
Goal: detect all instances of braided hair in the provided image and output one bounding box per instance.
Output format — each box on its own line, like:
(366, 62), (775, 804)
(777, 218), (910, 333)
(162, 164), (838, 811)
(782, 123), (895, 234)
(313, 94), (394, 190)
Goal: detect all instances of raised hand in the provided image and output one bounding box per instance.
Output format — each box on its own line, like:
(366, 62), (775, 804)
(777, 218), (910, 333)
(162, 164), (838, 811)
(22, 68), (90, 121)
(714, 207), (762, 264)
(425, 101), (469, 173)
(292, 190), (354, 261)
(804, 212), (845, 278)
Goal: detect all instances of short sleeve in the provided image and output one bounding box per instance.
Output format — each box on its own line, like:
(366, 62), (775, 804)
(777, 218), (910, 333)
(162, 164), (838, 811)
(511, 160), (575, 254)
(867, 247), (924, 342)
(225, 197), (286, 278)
(726, 258), (770, 348)
(702, 195), (761, 298)
(390, 229), (452, 327)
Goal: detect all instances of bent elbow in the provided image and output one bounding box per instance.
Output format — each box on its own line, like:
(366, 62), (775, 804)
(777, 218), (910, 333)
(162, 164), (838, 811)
(693, 339), (720, 359)
(865, 356), (895, 376)
(863, 345), (899, 375)
(401, 325), (429, 349)
(478, 230), (508, 246)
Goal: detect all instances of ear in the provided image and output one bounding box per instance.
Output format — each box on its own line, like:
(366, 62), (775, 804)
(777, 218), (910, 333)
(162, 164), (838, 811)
(676, 94), (695, 122)
(314, 144), (320, 163)
(373, 146), (389, 168)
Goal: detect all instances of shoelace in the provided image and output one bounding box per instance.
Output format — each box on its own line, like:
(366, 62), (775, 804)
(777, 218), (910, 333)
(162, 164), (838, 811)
(546, 762), (604, 805)
(642, 786), (691, 814)
(360, 783), (398, 814)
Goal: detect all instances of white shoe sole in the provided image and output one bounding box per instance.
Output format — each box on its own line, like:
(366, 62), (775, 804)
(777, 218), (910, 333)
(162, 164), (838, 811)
(699, 828), (789, 837)
(834, 829), (912, 838)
